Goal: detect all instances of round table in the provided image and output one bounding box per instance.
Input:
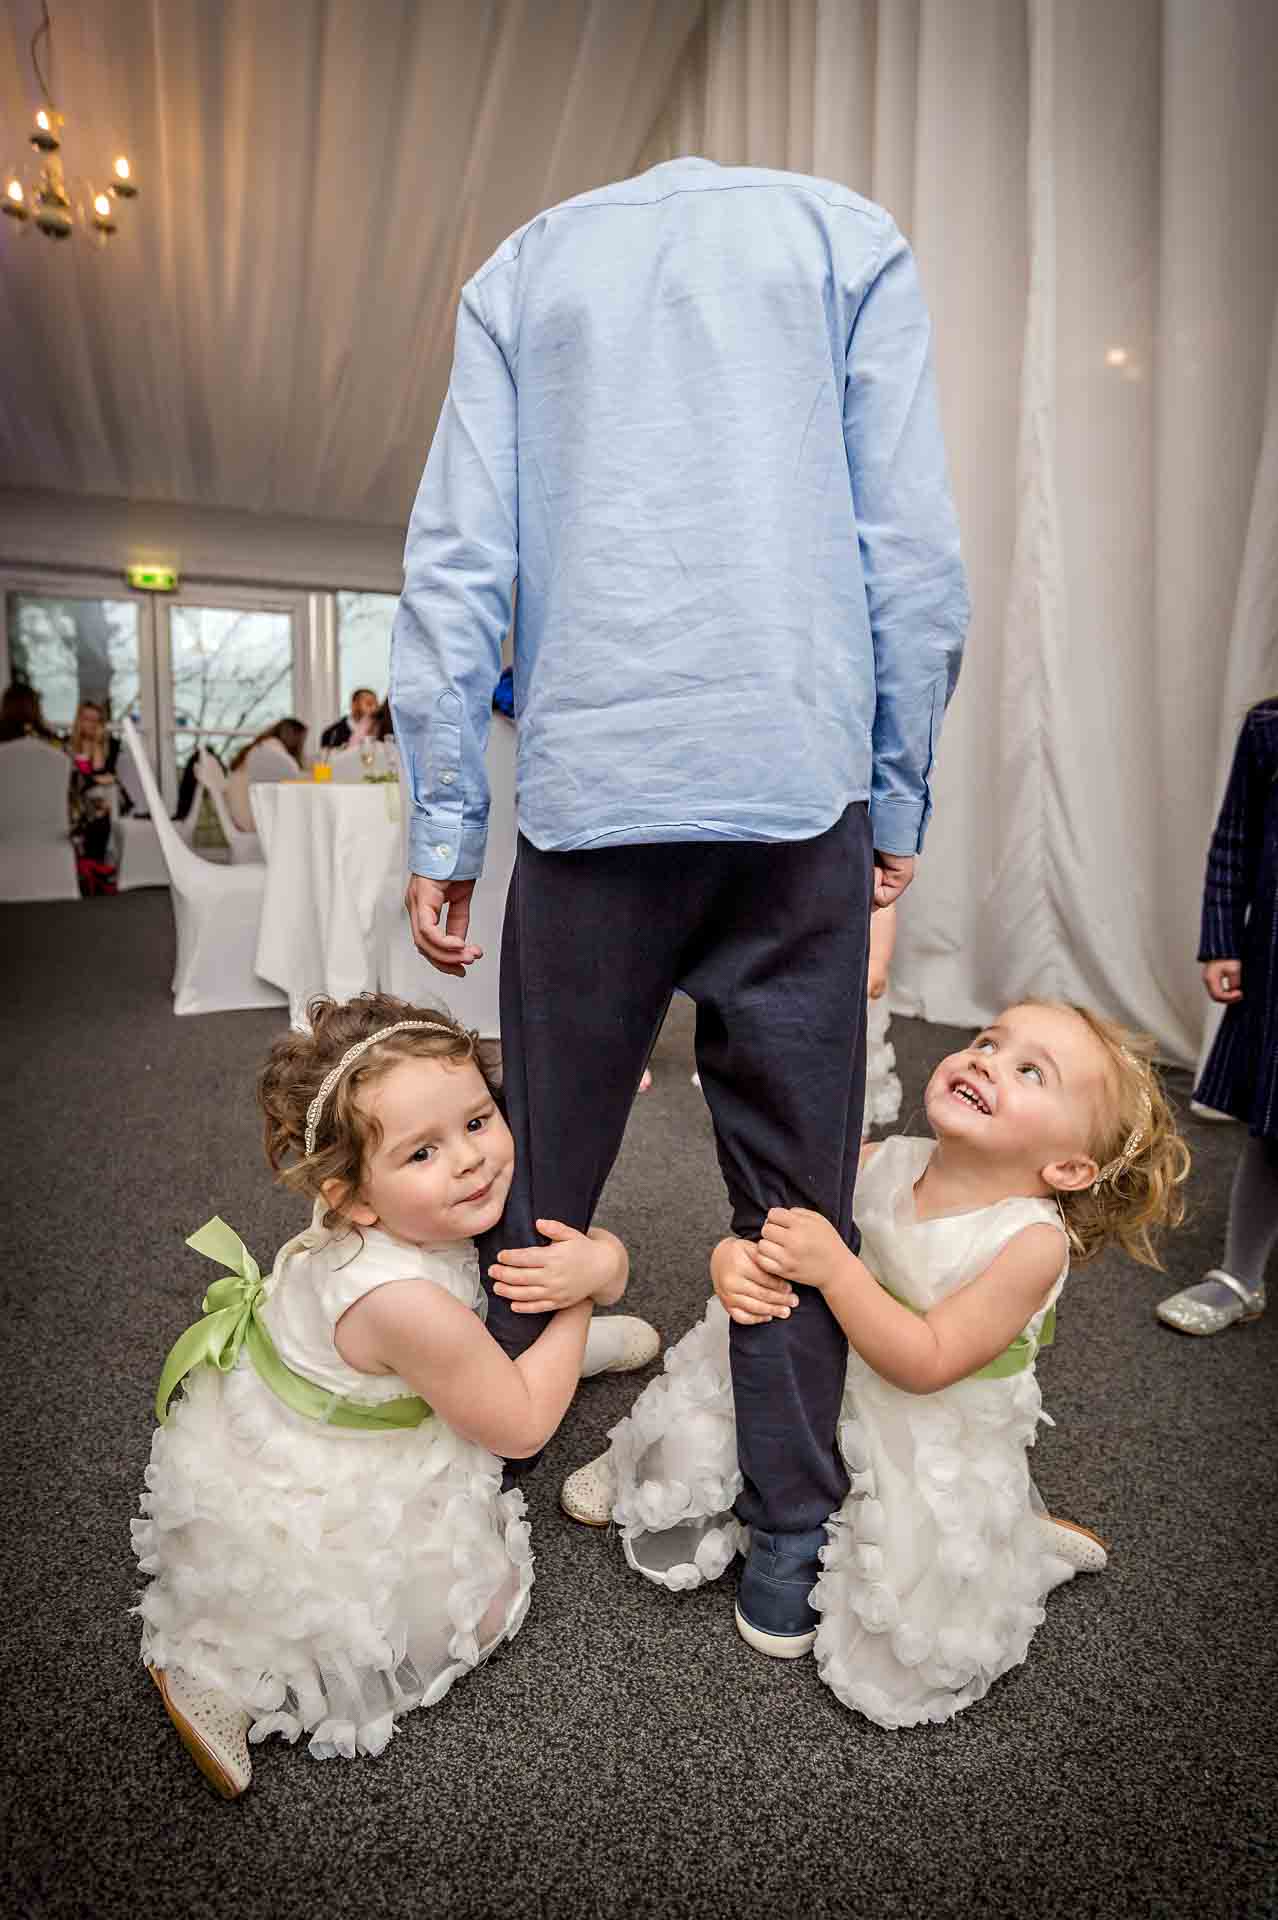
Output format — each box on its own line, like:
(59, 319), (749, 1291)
(250, 718), (516, 1035)
(251, 781), (403, 1027)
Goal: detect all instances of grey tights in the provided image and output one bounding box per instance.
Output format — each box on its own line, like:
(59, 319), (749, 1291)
(1222, 1133), (1278, 1294)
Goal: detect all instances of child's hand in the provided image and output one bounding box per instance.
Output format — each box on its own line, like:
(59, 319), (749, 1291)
(710, 1236), (799, 1326)
(490, 1221), (624, 1313)
(756, 1208), (847, 1293)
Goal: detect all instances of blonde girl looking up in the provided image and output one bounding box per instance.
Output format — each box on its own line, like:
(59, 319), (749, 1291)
(565, 1000), (1188, 1730)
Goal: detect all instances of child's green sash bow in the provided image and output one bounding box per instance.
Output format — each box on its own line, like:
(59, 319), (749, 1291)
(154, 1217), (431, 1430)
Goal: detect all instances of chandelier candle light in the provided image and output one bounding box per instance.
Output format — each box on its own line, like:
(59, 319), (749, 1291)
(3, 3), (139, 246)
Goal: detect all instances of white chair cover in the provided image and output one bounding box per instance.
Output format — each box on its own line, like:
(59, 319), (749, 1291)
(375, 717), (516, 1038)
(197, 749), (263, 865)
(114, 735), (151, 816)
(115, 815), (171, 890)
(121, 717), (285, 1016)
(0, 737), (78, 901)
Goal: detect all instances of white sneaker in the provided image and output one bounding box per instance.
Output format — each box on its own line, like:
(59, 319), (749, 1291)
(1039, 1515), (1108, 1572)
(152, 1666), (252, 1799)
(561, 1452), (615, 1526)
(581, 1315), (661, 1378)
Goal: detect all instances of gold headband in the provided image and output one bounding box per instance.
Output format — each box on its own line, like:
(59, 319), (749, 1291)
(303, 1019), (459, 1157)
(1091, 1055), (1153, 1192)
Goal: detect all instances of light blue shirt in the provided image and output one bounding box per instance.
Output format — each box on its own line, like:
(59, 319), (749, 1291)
(391, 158), (968, 882)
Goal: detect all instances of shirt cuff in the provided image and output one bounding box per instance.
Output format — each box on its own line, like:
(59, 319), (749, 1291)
(408, 806), (486, 883)
(869, 795), (930, 858)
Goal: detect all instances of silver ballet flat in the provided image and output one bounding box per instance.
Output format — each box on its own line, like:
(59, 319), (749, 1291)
(1155, 1269), (1266, 1336)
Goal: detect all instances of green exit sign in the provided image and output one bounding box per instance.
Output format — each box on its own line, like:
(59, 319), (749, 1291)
(126, 564), (178, 592)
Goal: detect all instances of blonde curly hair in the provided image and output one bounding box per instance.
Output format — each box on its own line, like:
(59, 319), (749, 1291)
(257, 993), (497, 1227)
(1024, 1001), (1190, 1269)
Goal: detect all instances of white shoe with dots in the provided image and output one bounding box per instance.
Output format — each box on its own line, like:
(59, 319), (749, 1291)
(561, 1451), (615, 1526)
(152, 1666), (252, 1799)
(1039, 1515), (1108, 1573)
(581, 1316), (661, 1378)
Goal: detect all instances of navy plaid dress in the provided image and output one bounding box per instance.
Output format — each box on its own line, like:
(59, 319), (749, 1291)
(1195, 699), (1278, 1139)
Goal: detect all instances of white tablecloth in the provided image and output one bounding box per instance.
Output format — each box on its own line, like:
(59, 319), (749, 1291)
(250, 720), (516, 1035)
(251, 781), (400, 1026)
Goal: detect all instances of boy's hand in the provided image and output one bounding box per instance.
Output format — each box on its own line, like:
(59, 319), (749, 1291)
(490, 1220), (623, 1313)
(1202, 959), (1243, 1004)
(710, 1236), (798, 1326)
(756, 1208), (846, 1292)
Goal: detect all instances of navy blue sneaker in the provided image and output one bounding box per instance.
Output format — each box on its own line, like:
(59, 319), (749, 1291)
(734, 1524), (827, 1659)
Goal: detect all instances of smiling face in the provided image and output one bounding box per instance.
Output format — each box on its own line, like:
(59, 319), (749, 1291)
(339, 1053), (514, 1245)
(923, 1003), (1115, 1194)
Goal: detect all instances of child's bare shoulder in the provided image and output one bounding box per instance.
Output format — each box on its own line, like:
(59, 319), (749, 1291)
(335, 1273), (477, 1372)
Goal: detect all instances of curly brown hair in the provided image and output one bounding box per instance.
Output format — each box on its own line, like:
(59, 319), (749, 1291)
(258, 993), (497, 1227)
(1023, 1001), (1191, 1270)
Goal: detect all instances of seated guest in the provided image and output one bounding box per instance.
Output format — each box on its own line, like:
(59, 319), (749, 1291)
(374, 699), (395, 741)
(226, 718), (308, 833)
(321, 688), (379, 751)
(67, 700), (128, 896)
(0, 682), (60, 744)
(174, 744), (221, 822)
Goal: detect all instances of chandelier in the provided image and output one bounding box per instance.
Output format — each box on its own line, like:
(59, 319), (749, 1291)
(2, 3), (139, 245)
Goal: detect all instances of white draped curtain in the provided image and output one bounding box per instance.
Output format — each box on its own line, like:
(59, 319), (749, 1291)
(642, 0), (1278, 1067)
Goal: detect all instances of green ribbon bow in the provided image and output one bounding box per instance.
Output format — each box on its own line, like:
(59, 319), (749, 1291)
(879, 1282), (1055, 1381)
(155, 1216), (431, 1431)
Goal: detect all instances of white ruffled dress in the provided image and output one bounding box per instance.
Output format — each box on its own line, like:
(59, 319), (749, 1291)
(863, 994), (903, 1135)
(607, 1136), (1074, 1730)
(132, 1204), (533, 1759)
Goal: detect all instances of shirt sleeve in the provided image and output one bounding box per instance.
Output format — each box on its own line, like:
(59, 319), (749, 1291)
(390, 276), (517, 882)
(843, 219), (969, 856)
(1198, 709), (1263, 961)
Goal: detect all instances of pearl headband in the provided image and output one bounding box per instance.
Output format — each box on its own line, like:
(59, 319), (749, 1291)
(303, 1019), (459, 1157)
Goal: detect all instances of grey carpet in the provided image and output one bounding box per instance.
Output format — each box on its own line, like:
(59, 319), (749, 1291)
(4, 891), (1275, 1920)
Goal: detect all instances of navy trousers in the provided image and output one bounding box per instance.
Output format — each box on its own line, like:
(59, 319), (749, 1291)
(476, 804), (873, 1533)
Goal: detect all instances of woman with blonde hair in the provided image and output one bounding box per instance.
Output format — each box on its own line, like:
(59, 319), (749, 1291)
(66, 699), (126, 895)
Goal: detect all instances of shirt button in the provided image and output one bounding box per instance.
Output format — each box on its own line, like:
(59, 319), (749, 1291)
(440, 771), (456, 785)
(435, 843), (451, 858)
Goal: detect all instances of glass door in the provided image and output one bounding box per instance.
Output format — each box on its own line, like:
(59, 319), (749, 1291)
(2, 573), (159, 761)
(2, 575), (319, 811)
(154, 590), (311, 806)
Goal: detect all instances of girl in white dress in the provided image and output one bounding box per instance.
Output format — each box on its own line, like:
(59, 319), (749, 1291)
(133, 994), (631, 1796)
(573, 1001), (1189, 1730)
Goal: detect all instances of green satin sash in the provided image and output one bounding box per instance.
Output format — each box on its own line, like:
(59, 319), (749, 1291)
(879, 1281), (1056, 1381)
(155, 1216), (431, 1430)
